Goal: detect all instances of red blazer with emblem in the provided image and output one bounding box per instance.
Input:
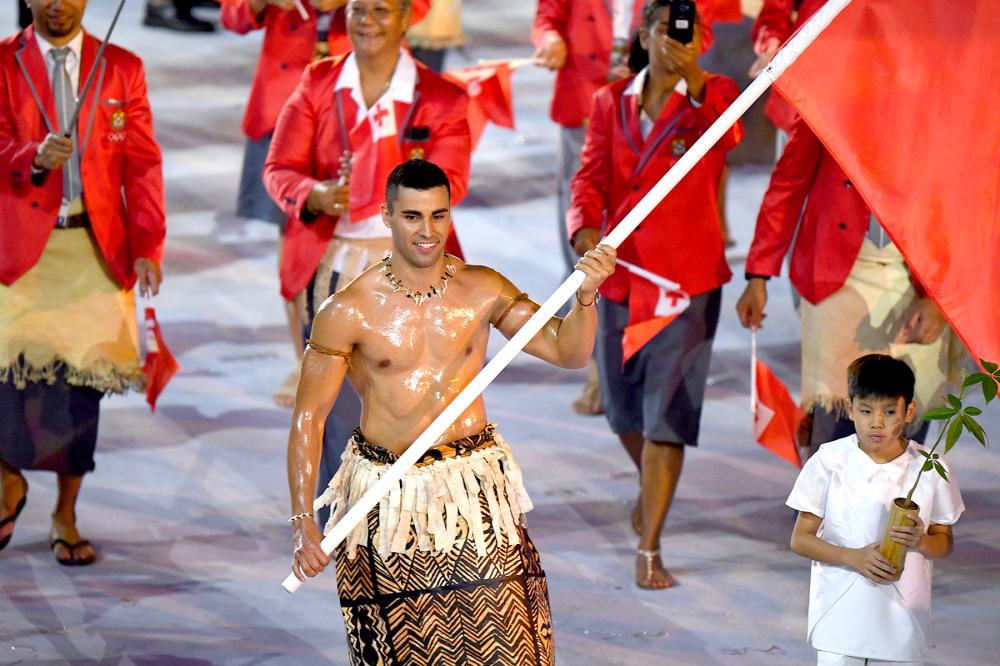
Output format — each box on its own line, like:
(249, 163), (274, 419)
(0, 27), (165, 288)
(532, 0), (644, 128)
(263, 53), (470, 300)
(221, 0), (431, 142)
(745, 117), (899, 305)
(567, 74), (742, 302)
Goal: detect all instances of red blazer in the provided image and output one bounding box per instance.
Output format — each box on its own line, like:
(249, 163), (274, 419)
(532, 0), (644, 128)
(745, 118), (873, 304)
(0, 27), (165, 288)
(264, 53), (471, 300)
(568, 74), (742, 301)
(221, 0), (431, 142)
(751, 0), (824, 131)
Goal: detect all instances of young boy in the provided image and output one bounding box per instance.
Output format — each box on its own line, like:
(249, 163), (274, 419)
(787, 354), (965, 665)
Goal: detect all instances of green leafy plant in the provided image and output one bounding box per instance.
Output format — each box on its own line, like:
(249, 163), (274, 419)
(905, 359), (999, 503)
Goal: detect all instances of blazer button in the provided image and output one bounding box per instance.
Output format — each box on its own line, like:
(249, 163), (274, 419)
(31, 201), (39, 209)
(587, 15), (595, 21)
(290, 24), (298, 31)
(12, 171), (22, 178)
(590, 53), (597, 60)
(280, 63), (289, 70)
(844, 180), (852, 188)
(838, 222), (847, 230)
(632, 184), (640, 191)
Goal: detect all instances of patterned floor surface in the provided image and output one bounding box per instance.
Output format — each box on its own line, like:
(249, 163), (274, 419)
(1, 3), (998, 664)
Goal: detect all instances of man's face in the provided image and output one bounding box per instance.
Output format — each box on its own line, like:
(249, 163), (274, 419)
(346, 0), (411, 58)
(28, 0), (88, 41)
(848, 395), (916, 454)
(382, 185), (452, 269)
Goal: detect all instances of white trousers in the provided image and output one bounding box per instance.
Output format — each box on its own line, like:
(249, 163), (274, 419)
(817, 650), (922, 665)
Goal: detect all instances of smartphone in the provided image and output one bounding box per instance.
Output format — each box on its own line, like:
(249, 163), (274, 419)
(667, 0), (696, 45)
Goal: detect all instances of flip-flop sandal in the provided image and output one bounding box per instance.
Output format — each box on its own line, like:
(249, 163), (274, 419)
(0, 479), (28, 552)
(50, 538), (97, 566)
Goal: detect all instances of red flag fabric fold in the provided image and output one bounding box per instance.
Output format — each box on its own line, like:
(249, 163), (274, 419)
(619, 264), (690, 364)
(143, 307), (179, 413)
(773, 0), (1000, 364)
(754, 359), (802, 468)
(444, 63), (515, 148)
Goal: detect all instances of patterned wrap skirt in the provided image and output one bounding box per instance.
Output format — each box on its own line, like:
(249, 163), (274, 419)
(314, 424), (554, 666)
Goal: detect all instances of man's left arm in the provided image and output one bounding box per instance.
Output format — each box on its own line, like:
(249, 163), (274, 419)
(423, 90), (471, 205)
(122, 58), (166, 295)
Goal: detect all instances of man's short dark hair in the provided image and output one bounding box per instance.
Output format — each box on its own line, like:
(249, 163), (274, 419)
(847, 354), (916, 405)
(385, 159), (451, 212)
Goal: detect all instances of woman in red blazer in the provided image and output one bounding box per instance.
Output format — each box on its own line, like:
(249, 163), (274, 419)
(568, 0), (742, 591)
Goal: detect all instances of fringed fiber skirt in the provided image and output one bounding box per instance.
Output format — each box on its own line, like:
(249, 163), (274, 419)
(314, 424), (554, 666)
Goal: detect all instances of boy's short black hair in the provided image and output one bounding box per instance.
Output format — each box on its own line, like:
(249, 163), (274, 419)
(384, 159), (451, 212)
(847, 354), (916, 404)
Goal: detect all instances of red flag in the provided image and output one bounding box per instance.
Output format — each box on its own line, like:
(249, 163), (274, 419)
(347, 98), (403, 221)
(444, 63), (515, 148)
(754, 358), (802, 468)
(773, 0), (1000, 364)
(143, 307), (179, 413)
(618, 260), (690, 364)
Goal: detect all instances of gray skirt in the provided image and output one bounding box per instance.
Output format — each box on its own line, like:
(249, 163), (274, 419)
(236, 133), (285, 227)
(596, 289), (721, 445)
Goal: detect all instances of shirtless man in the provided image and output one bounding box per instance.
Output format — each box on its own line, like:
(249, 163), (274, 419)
(284, 159), (613, 664)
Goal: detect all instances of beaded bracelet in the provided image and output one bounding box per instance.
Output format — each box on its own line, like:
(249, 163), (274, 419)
(288, 512), (313, 524)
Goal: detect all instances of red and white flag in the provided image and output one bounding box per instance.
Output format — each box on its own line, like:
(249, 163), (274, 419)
(751, 332), (801, 468)
(143, 307), (179, 413)
(347, 98), (403, 221)
(617, 258), (690, 364)
(773, 0), (1000, 364)
(445, 61), (517, 149)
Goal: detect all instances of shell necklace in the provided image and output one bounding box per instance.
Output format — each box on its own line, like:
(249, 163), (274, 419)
(382, 254), (458, 306)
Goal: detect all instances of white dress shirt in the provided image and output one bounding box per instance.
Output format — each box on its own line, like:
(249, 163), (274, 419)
(787, 435), (964, 661)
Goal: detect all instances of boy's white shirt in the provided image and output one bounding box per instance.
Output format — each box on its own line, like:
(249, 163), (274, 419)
(787, 435), (965, 661)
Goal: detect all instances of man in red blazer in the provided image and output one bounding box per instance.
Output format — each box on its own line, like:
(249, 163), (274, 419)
(569, 0), (742, 591)
(0, 0), (165, 565)
(736, 118), (950, 454)
(264, 0), (470, 516)
(532, 0), (645, 416)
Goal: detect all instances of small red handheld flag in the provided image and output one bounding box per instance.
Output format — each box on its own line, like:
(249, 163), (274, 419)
(143, 307), (179, 412)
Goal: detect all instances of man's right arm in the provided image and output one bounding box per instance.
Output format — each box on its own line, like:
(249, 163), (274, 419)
(736, 117), (822, 328)
(567, 88), (614, 257)
(531, 0), (569, 70)
(0, 72), (46, 184)
(220, 0), (290, 34)
(287, 295), (356, 580)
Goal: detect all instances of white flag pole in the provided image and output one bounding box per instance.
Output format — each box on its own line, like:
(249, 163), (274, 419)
(282, 0), (854, 594)
(292, 0), (310, 22)
(751, 329), (758, 415)
(475, 57), (542, 70)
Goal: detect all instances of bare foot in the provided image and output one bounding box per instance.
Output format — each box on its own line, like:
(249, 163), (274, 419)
(273, 367), (300, 408)
(571, 362), (603, 415)
(630, 499), (643, 536)
(636, 550), (675, 590)
(50, 515), (96, 566)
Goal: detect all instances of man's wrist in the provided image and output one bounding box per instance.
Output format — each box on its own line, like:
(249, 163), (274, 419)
(576, 289), (599, 307)
(745, 273), (771, 282)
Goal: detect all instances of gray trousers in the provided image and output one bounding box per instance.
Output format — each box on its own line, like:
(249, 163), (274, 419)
(557, 124), (587, 273)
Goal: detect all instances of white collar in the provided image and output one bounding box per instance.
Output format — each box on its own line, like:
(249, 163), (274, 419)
(35, 28), (84, 66)
(624, 67), (688, 99)
(336, 49), (417, 113)
(850, 435), (915, 485)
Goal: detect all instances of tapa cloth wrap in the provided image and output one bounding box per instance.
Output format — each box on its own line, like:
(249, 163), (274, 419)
(800, 239), (964, 418)
(316, 424), (554, 666)
(0, 228), (142, 394)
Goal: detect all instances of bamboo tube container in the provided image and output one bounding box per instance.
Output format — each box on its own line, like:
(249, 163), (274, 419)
(879, 497), (919, 580)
